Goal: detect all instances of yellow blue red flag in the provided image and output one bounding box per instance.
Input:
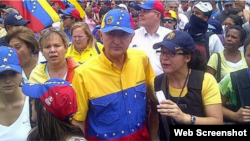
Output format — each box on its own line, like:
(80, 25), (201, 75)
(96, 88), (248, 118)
(2, 0), (61, 33)
(51, 0), (85, 19)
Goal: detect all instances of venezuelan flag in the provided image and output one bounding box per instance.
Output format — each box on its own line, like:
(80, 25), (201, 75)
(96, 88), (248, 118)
(2, 0), (60, 33)
(51, 0), (68, 10)
(51, 0), (85, 19)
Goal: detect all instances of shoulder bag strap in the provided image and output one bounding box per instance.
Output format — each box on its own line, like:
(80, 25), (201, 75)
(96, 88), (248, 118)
(216, 53), (221, 82)
(204, 32), (214, 61)
(160, 73), (170, 141)
(231, 72), (245, 108)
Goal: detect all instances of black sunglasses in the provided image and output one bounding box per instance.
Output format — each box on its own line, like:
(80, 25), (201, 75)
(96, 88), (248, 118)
(61, 15), (72, 20)
(163, 19), (175, 24)
(40, 27), (62, 35)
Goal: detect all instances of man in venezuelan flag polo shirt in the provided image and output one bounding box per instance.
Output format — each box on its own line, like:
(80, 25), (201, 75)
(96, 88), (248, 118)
(72, 9), (155, 140)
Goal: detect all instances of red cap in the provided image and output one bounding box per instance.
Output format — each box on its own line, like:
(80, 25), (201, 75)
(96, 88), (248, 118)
(134, 0), (164, 15)
(22, 78), (77, 120)
(40, 85), (77, 120)
(59, 5), (81, 20)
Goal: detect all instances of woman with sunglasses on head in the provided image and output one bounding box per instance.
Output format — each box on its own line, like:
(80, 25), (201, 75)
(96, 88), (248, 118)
(222, 15), (243, 35)
(22, 78), (85, 141)
(163, 10), (177, 30)
(147, 31), (223, 140)
(29, 27), (79, 84)
(0, 47), (31, 140)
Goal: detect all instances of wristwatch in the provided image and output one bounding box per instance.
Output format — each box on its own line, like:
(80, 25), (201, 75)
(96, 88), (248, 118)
(190, 115), (196, 125)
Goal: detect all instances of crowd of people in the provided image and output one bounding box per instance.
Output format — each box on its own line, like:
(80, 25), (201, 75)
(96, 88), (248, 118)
(0, 0), (250, 141)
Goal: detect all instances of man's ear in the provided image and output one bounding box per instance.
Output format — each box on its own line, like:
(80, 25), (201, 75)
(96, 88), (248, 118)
(72, 17), (76, 22)
(5, 25), (12, 32)
(157, 13), (162, 20)
(98, 29), (103, 42)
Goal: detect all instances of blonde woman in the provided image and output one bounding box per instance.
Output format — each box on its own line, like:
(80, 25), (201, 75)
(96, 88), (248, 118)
(66, 22), (103, 64)
(29, 27), (79, 84)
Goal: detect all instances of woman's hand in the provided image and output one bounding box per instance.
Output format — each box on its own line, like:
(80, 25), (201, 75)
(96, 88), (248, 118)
(234, 106), (250, 123)
(157, 100), (191, 124)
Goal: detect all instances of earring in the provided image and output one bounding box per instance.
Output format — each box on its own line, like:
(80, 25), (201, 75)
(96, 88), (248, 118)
(31, 53), (34, 57)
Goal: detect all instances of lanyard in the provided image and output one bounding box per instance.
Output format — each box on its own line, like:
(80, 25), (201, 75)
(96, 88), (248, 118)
(248, 68), (250, 79)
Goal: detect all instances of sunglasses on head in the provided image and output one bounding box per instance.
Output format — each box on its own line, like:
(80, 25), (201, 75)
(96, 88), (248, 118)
(163, 19), (175, 24)
(40, 27), (62, 36)
(61, 15), (72, 20)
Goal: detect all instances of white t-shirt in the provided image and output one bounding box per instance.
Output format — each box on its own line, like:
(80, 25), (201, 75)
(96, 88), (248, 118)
(176, 13), (189, 31)
(0, 96), (31, 141)
(129, 26), (172, 75)
(209, 34), (224, 56)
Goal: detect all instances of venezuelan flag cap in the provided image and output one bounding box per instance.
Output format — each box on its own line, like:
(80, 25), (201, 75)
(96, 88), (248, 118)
(22, 78), (77, 121)
(134, 0), (164, 15)
(164, 10), (177, 20)
(59, 4), (81, 20)
(101, 9), (134, 34)
(153, 31), (195, 53)
(0, 46), (22, 74)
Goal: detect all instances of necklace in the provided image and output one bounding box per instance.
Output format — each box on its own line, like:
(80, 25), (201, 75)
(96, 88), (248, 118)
(46, 64), (67, 79)
(167, 69), (190, 125)
(167, 69), (190, 104)
(247, 68), (250, 79)
(176, 69), (190, 104)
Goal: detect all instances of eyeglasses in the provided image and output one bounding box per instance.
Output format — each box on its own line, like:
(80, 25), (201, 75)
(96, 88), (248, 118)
(156, 50), (186, 57)
(72, 36), (84, 39)
(169, 6), (178, 10)
(223, 22), (234, 27)
(61, 15), (72, 20)
(163, 19), (175, 24)
(138, 9), (150, 14)
(138, 9), (159, 15)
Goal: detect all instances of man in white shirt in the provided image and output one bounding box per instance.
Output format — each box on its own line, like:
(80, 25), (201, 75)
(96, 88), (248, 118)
(130, 0), (172, 75)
